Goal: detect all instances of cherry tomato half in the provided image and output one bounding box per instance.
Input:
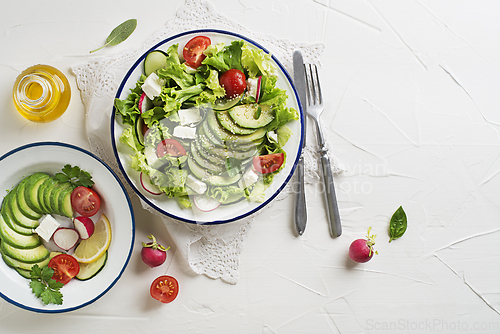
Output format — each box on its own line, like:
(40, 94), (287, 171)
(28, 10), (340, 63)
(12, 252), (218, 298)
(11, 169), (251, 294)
(253, 153), (285, 174)
(150, 275), (179, 303)
(71, 186), (101, 217)
(156, 139), (186, 158)
(219, 69), (247, 99)
(48, 254), (80, 285)
(183, 36), (211, 68)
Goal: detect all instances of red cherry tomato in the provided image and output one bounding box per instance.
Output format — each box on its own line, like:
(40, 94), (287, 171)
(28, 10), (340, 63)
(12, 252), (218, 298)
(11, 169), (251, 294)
(71, 186), (101, 217)
(48, 254), (80, 285)
(219, 69), (247, 99)
(183, 36), (211, 68)
(150, 275), (179, 303)
(156, 139), (186, 158)
(253, 153), (285, 174)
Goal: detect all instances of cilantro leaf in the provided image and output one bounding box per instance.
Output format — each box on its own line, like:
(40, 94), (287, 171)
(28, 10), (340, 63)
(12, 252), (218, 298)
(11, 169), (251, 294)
(29, 280), (45, 298)
(56, 164), (95, 188)
(40, 266), (54, 282)
(41, 289), (63, 305)
(28, 264), (64, 306)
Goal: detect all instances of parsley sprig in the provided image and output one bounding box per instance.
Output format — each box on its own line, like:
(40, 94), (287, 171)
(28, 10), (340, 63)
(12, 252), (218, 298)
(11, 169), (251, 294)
(29, 265), (63, 305)
(54, 164), (94, 188)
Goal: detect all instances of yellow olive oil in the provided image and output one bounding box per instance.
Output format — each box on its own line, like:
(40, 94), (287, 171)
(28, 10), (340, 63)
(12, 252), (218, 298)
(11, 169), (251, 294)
(13, 64), (71, 123)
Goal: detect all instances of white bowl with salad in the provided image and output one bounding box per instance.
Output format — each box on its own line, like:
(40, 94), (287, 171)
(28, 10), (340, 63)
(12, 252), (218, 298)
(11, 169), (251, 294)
(112, 29), (304, 224)
(0, 142), (134, 313)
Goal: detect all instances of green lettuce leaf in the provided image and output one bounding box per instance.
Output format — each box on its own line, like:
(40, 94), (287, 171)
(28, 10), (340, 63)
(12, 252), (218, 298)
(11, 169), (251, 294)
(266, 105), (298, 131)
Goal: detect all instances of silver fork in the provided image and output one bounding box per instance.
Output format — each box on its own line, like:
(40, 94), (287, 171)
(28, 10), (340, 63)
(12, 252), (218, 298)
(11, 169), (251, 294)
(305, 64), (342, 238)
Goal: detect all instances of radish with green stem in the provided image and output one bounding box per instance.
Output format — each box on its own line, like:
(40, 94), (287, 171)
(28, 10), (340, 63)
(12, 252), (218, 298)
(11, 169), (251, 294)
(141, 234), (170, 268)
(348, 227), (378, 263)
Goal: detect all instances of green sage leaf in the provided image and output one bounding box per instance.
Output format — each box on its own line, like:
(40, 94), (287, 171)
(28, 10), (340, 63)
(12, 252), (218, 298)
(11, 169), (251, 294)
(90, 19), (137, 53)
(389, 206), (407, 242)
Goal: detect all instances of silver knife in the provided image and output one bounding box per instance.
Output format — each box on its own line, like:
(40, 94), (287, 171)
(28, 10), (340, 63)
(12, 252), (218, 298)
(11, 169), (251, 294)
(293, 50), (307, 236)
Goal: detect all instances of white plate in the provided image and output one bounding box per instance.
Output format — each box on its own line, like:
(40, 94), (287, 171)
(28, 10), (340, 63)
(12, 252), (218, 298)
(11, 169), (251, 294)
(112, 29), (304, 224)
(0, 142), (134, 313)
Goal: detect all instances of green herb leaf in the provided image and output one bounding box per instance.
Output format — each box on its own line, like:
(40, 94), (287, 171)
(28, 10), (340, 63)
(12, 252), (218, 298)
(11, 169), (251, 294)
(254, 105), (262, 119)
(389, 206), (407, 242)
(41, 289), (63, 306)
(56, 164), (94, 188)
(225, 157), (242, 178)
(29, 280), (45, 298)
(90, 19), (137, 53)
(40, 266), (54, 282)
(29, 265), (64, 305)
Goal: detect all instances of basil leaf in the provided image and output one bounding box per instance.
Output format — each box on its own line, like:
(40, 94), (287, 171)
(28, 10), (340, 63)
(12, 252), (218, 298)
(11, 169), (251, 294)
(389, 206), (407, 242)
(90, 19), (137, 53)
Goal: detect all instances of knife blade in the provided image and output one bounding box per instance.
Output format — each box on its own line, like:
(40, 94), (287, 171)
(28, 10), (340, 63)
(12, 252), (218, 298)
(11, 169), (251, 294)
(293, 50), (307, 236)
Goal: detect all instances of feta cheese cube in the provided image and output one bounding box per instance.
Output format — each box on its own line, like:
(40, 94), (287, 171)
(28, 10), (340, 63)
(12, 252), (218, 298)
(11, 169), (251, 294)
(173, 126), (196, 139)
(34, 214), (60, 242)
(144, 146), (158, 166)
(141, 72), (162, 100)
(238, 168), (259, 189)
(178, 108), (202, 126)
(186, 174), (207, 194)
(268, 131), (278, 143)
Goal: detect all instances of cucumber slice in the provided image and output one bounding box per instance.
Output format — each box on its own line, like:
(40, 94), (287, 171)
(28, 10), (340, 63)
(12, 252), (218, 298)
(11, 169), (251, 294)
(206, 109), (267, 144)
(2, 201), (34, 236)
(190, 141), (225, 175)
(0, 215), (40, 249)
(58, 187), (75, 218)
(198, 128), (259, 161)
(23, 172), (50, 214)
(135, 115), (145, 146)
(228, 104), (274, 129)
(76, 251), (107, 281)
(1, 252), (50, 271)
(16, 178), (42, 220)
(187, 156), (240, 186)
(50, 182), (71, 215)
(194, 137), (226, 166)
(144, 50), (169, 76)
(212, 93), (244, 111)
(9, 192), (39, 229)
(202, 121), (225, 147)
(39, 177), (58, 213)
(1, 241), (49, 263)
(14, 267), (33, 279)
(216, 110), (257, 135)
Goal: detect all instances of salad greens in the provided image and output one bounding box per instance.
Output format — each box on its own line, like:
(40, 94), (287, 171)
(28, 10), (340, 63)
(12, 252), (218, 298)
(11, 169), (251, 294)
(114, 37), (298, 210)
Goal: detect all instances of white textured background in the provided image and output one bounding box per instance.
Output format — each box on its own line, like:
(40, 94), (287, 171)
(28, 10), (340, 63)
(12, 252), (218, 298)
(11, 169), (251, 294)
(0, 0), (499, 333)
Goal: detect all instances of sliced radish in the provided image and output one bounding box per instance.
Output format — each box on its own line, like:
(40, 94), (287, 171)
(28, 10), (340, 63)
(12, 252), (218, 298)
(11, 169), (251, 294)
(73, 216), (95, 240)
(193, 195), (221, 212)
(138, 92), (153, 113)
(53, 228), (80, 251)
(141, 172), (162, 195)
(247, 76), (262, 103)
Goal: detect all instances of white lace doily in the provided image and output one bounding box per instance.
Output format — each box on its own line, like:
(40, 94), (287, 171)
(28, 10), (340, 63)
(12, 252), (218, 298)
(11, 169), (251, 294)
(71, 0), (340, 284)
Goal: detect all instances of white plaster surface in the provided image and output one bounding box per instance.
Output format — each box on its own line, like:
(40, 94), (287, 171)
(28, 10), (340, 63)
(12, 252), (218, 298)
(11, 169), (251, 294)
(0, 0), (499, 333)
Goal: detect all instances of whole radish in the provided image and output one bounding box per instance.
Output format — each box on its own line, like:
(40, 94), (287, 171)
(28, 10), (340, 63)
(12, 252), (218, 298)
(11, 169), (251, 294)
(141, 234), (170, 268)
(349, 227), (378, 263)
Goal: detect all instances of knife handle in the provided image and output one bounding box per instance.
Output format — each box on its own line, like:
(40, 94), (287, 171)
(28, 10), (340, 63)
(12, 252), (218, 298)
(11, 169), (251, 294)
(319, 147), (342, 238)
(293, 155), (307, 236)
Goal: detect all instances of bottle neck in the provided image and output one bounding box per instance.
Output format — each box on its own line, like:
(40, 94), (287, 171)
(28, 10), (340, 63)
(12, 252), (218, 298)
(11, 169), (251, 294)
(17, 72), (54, 110)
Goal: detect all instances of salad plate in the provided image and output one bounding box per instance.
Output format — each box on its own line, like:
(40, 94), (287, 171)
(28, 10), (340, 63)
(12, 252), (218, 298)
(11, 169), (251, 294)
(112, 29), (304, 224)
(0, 142), (134, 313)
